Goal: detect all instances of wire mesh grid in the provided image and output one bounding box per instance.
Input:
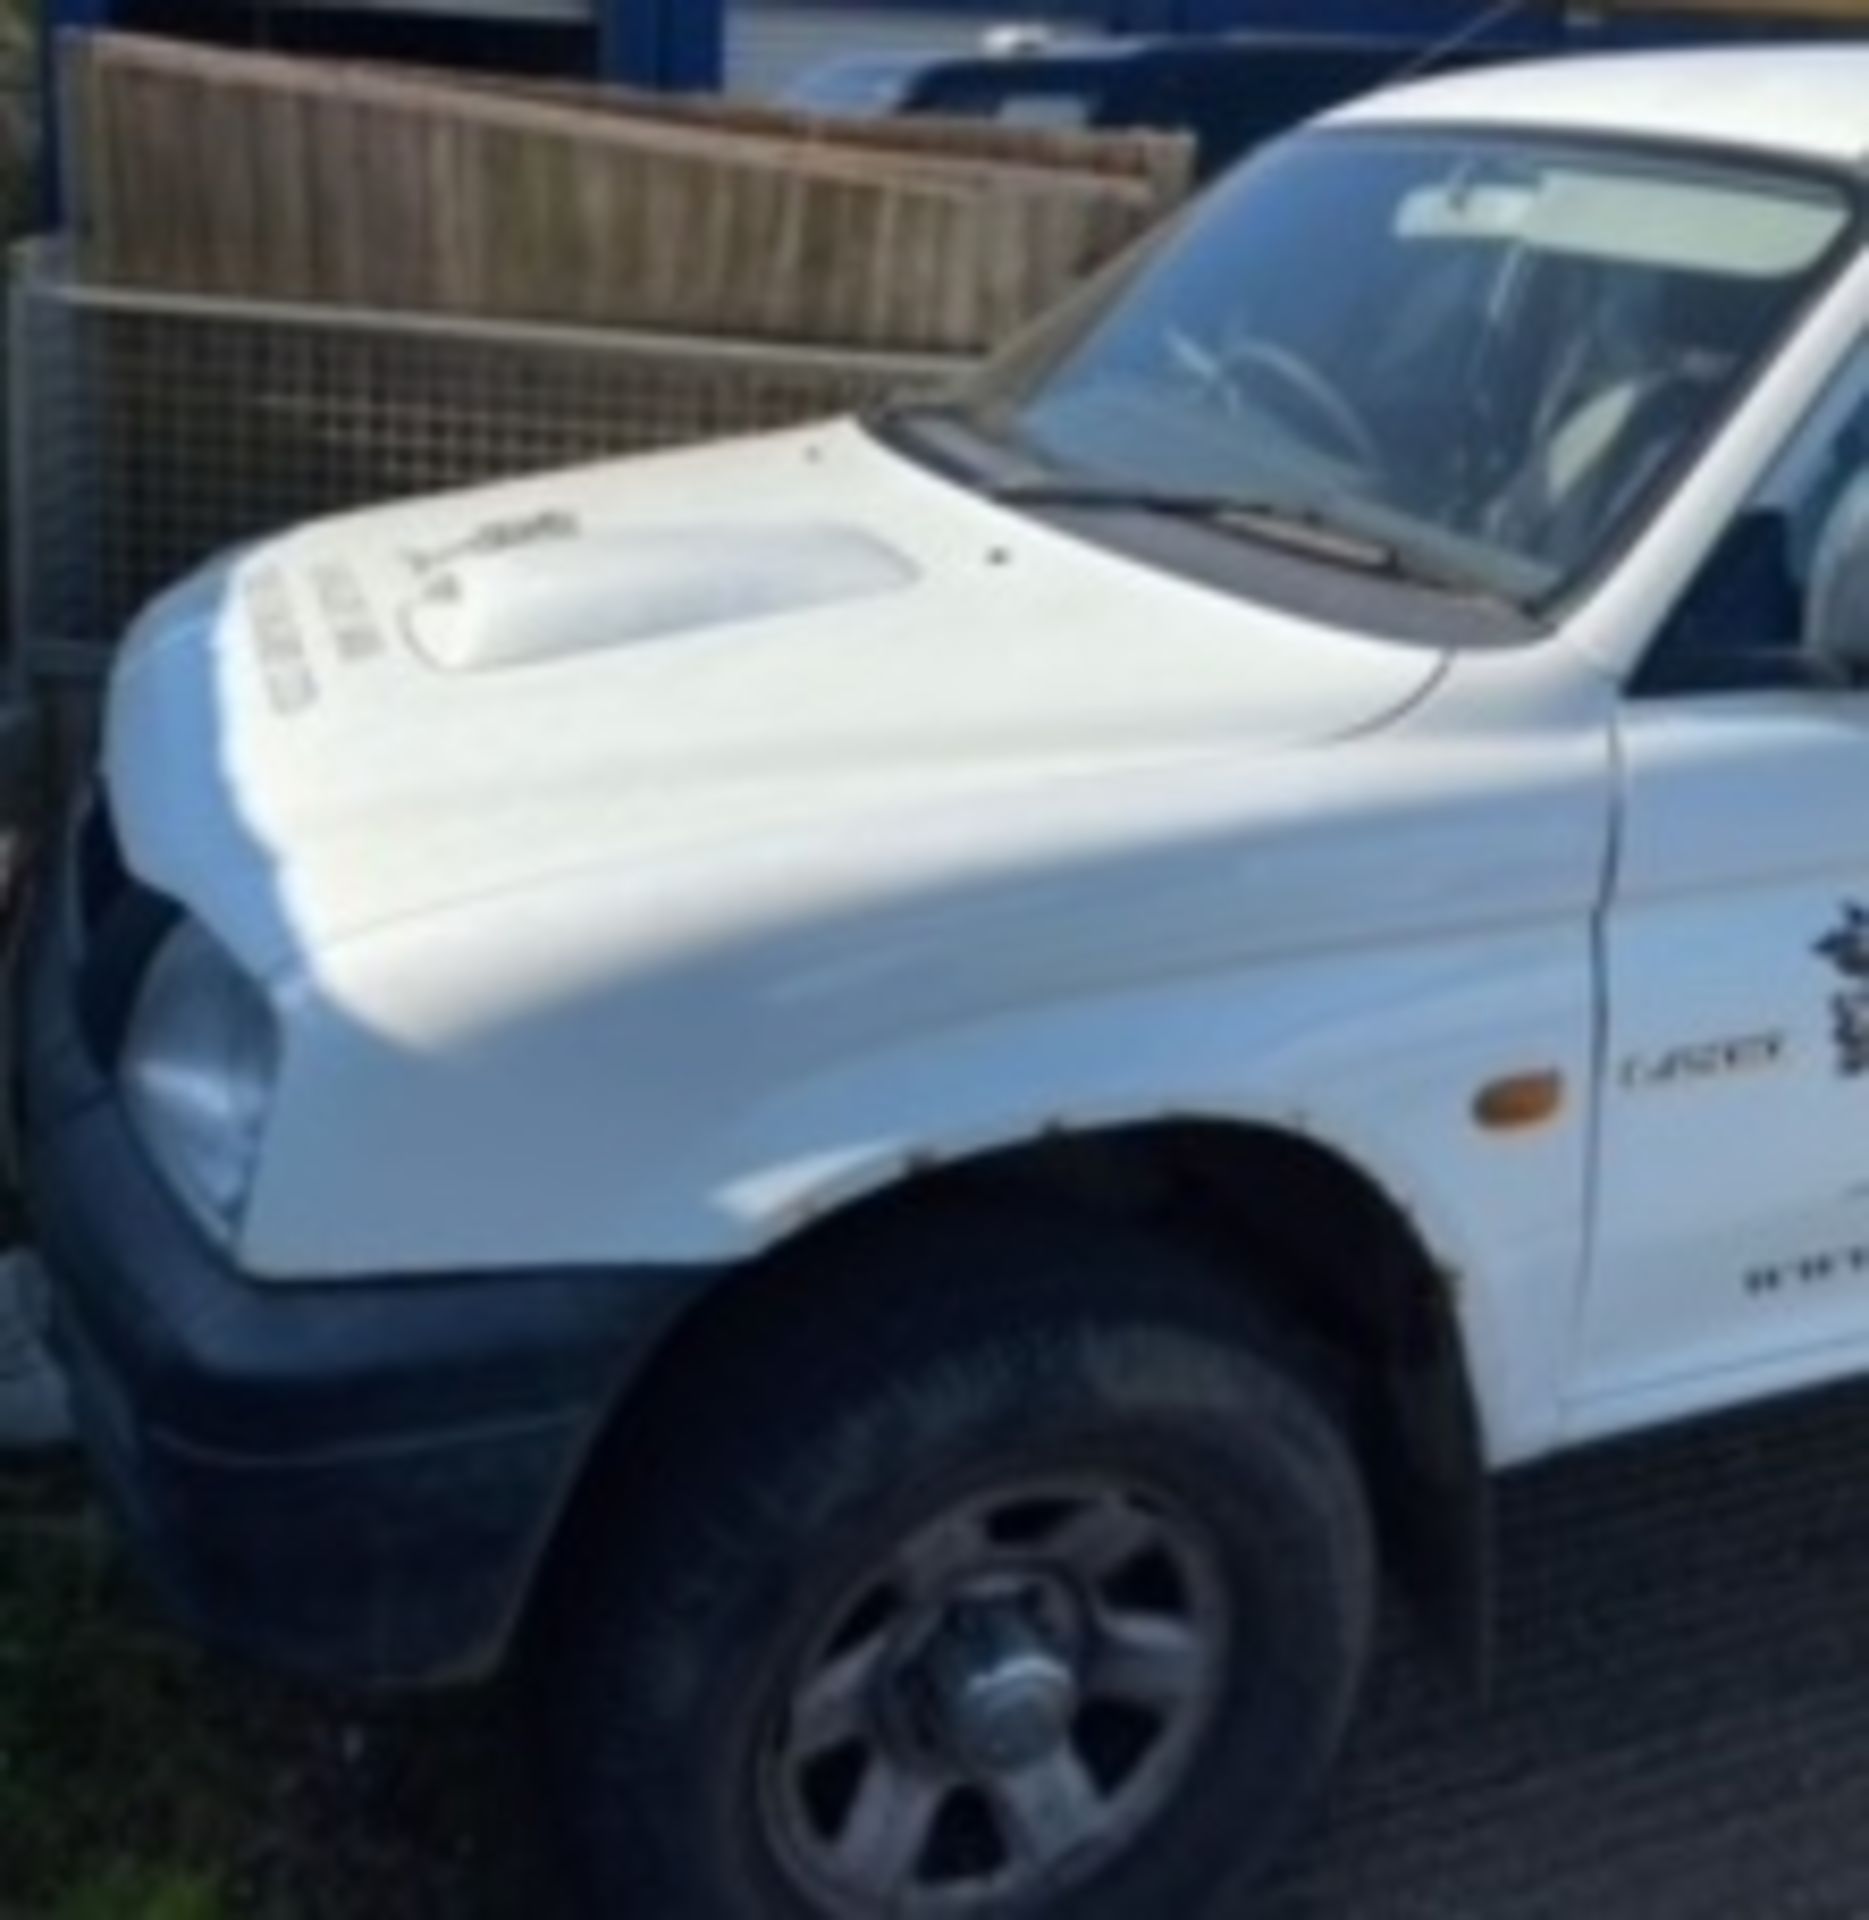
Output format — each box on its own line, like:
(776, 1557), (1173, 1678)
(9, 241), (965, 683)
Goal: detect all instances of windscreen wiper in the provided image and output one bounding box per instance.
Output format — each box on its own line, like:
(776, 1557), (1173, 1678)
(990, 478), (1516, 608)
(867, 394), (1044, 465)
(868, 395), (986, 430)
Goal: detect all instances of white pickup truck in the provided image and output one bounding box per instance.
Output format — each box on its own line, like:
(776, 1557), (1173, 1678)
(19, 45), (1869, 1918)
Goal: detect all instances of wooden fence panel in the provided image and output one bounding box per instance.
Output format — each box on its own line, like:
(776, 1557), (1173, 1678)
(485, 70), (1195, 210)
(67, 34), (1191, 355)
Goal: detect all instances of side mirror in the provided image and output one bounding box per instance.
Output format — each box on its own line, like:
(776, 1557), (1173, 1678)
(1804, 470), (1869, 683)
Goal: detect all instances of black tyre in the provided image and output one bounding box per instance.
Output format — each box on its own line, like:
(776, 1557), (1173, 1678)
(543, 1200), (1376, 1920)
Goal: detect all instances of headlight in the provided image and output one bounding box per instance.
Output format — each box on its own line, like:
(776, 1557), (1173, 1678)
(120, 921), (280, 1238)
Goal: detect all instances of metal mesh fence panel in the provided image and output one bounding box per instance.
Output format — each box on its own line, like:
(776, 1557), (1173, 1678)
(11, 241), (964, 683)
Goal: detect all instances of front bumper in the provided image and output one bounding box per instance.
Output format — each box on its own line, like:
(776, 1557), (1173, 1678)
(14, 827), (709, 1686)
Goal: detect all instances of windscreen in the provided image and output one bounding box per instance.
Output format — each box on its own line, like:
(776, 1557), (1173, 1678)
(967, 133), (1854, 607)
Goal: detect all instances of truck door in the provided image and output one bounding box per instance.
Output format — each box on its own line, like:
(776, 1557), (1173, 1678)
(1580, 342), (1869, 1438)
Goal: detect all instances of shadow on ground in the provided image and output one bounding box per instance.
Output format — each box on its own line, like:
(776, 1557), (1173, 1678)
(14, 1377), (1869, 1917)
(0, 1461), (547, 1920)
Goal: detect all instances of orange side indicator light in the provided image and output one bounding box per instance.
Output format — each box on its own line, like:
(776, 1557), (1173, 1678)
(1474, 1071), (1565, 1133)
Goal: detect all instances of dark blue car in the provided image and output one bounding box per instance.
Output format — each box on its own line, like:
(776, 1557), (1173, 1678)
(785, 30), (1518, 177)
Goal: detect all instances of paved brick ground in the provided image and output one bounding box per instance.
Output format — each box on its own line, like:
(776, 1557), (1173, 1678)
(1260, 1378), (1869, 1920)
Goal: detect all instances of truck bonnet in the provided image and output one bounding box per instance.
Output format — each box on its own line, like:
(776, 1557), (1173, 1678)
(100, 421), (1447, 974)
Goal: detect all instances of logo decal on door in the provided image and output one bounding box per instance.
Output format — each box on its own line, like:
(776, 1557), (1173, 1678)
(1815, 902), (1869, 1075)
(1619, 1033), (1786, 1090)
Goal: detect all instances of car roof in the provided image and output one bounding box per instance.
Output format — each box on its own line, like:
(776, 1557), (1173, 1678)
(934, 30), (1481, 69)
(1330, 46), (1869, 169)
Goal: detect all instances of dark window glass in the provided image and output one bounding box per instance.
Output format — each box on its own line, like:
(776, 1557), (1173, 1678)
(1643, 348), (1869, 694)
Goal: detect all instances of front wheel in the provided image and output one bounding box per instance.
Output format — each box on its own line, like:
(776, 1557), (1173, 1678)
(543, 1204), (1376, 1919)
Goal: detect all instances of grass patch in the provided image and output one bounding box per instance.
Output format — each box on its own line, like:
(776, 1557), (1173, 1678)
(0, 1465), (543, 1920)
(0, 1470), (255, 1914)
(46, 1863), (224, 1920)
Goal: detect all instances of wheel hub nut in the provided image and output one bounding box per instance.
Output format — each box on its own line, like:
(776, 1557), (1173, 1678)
(922, 1598), (1080, 1774)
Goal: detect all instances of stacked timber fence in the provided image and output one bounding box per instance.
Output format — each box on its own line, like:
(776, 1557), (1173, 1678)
(11, 31), (1191, 711)
(67, 36), (1187, 351)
